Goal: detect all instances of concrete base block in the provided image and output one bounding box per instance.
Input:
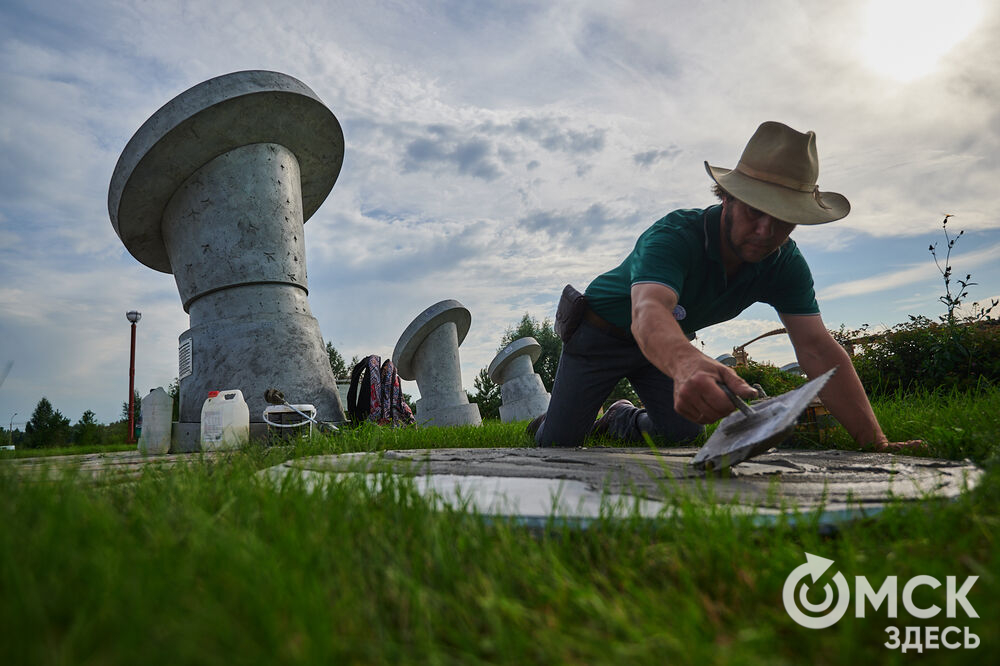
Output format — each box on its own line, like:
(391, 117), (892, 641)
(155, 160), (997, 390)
(500, 373), (548, 403)
(499, 393), (550, 423)
(415, 401), (482, 428)
(169, 421), (270, 453)
(176, 282), (345, 425)
(170, 422), (202, 453)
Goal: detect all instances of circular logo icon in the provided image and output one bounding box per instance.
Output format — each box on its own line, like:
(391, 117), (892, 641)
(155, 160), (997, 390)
(672, 304), (686, 321)
(783, 553), (851, 629)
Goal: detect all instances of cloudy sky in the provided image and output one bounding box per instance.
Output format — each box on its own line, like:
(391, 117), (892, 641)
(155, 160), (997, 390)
(2, 0), (998, 427)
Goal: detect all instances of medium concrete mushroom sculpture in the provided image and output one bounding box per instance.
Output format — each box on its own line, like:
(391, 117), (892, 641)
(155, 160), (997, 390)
(488, 337), (550, 423)
(393, 299), (482, 427)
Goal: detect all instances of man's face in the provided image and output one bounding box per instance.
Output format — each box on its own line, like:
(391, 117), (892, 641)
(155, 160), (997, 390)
(721, 198), (795, 265)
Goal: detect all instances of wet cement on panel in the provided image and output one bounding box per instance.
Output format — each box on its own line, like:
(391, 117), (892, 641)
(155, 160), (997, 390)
(262, 447), (982, 524)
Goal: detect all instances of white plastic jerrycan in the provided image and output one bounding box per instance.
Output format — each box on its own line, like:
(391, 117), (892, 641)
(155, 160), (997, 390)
(200, 389), (250, 451)
(138, 387), (173, 455)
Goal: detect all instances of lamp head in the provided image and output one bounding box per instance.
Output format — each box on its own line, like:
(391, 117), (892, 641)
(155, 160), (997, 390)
(126, 310), (142, 323)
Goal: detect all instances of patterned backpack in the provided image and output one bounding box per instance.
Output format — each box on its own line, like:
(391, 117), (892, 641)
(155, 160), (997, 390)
(346, 355), (416, 427)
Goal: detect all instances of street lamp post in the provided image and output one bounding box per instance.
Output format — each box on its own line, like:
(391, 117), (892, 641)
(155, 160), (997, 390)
(126, 310), (141, 444)
(8, 412), (15, 447)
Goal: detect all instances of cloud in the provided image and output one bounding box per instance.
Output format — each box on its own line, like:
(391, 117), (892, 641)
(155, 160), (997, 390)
(956, 293), (1000, 318)
(394, 112), (609, 183)
(403, 134), (503, 180)
(517, 202), (647, 252)
(633, 146), (680, 168)
(817, 241), (1000, 301)
(505, 117), (606, 154)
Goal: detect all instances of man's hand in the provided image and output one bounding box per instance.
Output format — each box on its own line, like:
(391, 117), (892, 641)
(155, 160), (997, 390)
(671, 353), (757, 424)
(630, 282), (758, 424)
(871, 439), (927, 453)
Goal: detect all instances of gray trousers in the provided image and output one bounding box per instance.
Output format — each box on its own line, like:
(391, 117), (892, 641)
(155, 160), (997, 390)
(535, 319), (704, 447)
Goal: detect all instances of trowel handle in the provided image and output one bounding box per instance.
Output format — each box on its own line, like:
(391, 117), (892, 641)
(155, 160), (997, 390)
(717, 382), (756, 418)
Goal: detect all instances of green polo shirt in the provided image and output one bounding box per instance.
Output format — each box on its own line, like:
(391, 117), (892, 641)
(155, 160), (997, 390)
(584, 205), (819, 336)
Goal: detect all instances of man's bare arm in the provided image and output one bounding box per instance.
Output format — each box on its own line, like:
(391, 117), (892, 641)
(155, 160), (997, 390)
(781, 313), (923, 452)
(630, 283), (756, 424)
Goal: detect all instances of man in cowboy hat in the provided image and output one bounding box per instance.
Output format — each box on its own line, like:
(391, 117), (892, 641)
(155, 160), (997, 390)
(532, 121), (921, 453)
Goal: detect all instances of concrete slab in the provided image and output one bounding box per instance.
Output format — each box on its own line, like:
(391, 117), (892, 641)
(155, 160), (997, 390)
(3, 449), (227, 483)
(262, 447), (982, 526)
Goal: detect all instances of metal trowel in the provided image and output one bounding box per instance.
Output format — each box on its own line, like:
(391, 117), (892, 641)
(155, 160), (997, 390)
(690, 367), (837, 472)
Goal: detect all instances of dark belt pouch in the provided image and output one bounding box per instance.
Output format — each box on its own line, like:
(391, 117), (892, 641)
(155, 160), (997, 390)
(554, 284), (587, 342)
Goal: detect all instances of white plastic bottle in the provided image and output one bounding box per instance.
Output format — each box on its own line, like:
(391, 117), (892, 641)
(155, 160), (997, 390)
(200, 389), (250, 451)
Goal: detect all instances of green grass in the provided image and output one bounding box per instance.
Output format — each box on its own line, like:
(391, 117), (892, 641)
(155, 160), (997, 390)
(2, 389), (998, 664)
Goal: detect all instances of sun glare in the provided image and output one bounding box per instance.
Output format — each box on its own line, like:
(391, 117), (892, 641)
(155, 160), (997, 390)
(860, 0), (983, 82)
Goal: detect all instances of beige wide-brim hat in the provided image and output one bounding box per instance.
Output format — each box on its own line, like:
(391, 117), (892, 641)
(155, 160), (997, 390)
(705, 121), (850, 225)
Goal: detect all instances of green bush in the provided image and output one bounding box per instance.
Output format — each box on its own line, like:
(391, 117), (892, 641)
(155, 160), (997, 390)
(734, 361), (807, 396)
(848, 316), (1000, 397)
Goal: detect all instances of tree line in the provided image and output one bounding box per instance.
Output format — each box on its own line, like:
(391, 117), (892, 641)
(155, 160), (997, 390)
(10, 383), (180, 450)
(9, 396), (124, 449)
